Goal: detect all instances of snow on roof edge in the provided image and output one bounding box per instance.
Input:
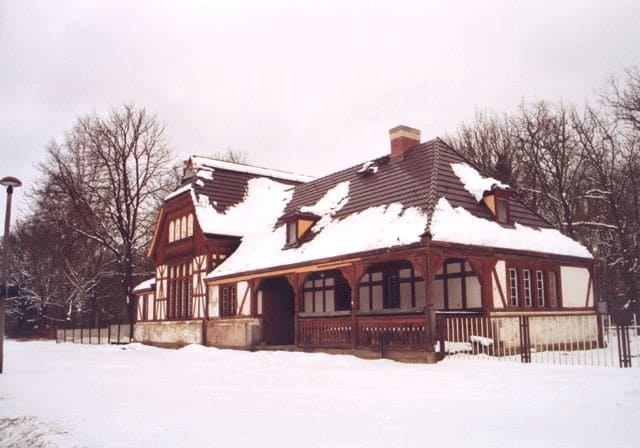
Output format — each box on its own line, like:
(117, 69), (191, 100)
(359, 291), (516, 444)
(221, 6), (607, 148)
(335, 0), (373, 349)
(133, 278), (155, 293)
(164, 183), (192, 201)
(190, 155), (315, 183)
(430, 197), (593, 259)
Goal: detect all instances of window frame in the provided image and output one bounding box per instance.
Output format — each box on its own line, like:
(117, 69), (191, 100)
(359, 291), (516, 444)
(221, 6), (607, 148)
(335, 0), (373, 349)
(220, 283), (238, 318)
(285, 221), (298, 246)
(167, 213), (195, 244)
(301, 271), (351, 313)
(506, 262), (562, 309)
(358, 262), (424, 311)
(167, 262), (193, 320)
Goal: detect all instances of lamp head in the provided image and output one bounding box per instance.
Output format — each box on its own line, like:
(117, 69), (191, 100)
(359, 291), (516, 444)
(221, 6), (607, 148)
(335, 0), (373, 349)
(0, 177), (22, 188)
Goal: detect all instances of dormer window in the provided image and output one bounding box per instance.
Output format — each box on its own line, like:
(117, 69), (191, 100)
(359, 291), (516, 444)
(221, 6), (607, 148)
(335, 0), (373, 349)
(286, 221), (298, 245)
(496, 197), (509, 223)
(482, 189), (511, 224)
(284, 213), (319, 247)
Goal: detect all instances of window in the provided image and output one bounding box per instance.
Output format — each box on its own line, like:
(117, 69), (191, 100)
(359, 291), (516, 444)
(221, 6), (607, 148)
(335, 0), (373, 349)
(496, 198), (509, 223)
(508, 268), (519, 307)
(187, 214), (193, 237)
(302, 271), (350, 313)
(181, 216), (187, 239)
(507, 265), (560, 309)
(168, 263), (192, 320)
(523, 270), (532, 307)
(168, 213), (195, 243)
(432, 259), (482, 310)
(548, 271), (558, 308)
(286, 222), (297, 246)
(385, 275), (400, 309)
(220, 284), (237, 317)
(536, 271), (545, 306)
(359, 262), (425, 311)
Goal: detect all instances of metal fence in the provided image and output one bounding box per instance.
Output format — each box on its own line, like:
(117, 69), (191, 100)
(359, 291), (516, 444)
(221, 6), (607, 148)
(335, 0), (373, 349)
(438, 312), (639, 368)
(55, 324), (132, 345)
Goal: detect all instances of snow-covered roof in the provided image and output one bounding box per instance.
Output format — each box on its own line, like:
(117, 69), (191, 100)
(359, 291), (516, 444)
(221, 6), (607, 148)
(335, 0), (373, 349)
(202, 139), (591, 280)
(190, 156), (315, 184)
(207, 179), (428, 280)
(132, 278), (155, 293)
(430, 198), (592, 258)
(451, 162), (509, 201)
(162, 155), (314, 237)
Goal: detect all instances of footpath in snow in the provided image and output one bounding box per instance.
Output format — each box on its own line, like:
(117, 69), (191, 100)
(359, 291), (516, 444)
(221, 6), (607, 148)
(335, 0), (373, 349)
(1, 340), (639, 447)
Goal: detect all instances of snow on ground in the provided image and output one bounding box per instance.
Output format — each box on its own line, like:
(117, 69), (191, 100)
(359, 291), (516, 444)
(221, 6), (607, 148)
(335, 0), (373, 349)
(1, 341), (639, 448)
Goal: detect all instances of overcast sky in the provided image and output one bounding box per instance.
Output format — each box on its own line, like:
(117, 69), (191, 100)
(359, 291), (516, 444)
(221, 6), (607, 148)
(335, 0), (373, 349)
(1, 0), (639, 225)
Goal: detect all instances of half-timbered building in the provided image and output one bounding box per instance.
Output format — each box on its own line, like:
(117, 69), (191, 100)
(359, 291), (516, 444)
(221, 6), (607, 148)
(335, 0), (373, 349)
(134, 126), (597, 361)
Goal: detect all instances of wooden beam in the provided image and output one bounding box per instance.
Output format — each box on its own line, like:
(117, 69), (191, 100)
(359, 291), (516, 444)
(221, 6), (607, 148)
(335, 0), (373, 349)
(206, 258), (363, 286)
(424, 253), (436, 351)
(492, 268), (507, 309)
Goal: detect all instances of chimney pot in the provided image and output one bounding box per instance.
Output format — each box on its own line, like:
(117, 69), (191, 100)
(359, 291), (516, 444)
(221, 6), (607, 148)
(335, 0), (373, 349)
(389, 125), (421, 160)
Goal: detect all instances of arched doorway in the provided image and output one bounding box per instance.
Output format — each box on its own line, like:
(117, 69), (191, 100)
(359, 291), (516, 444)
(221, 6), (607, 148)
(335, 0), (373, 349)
(260, 277), (295, 345)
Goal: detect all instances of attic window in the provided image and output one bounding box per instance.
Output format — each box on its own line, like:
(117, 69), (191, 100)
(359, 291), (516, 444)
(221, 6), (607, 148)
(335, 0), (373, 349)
(286, 221), (298, 245)
(284, 213), (319, 247)
(482, 190), (511, 224)
(496, 198), (509, 223)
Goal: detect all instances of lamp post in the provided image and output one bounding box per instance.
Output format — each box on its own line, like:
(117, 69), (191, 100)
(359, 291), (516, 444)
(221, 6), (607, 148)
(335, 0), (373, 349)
(1, 176), (22, 374)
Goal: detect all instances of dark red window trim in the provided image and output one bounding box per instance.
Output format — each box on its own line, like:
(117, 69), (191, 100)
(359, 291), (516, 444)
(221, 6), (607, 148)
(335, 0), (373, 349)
(506, 262), (562, 309)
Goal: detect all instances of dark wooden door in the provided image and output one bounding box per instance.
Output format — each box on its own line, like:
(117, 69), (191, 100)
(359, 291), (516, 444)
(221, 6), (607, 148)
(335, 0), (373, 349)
(262, 278), (295, 345)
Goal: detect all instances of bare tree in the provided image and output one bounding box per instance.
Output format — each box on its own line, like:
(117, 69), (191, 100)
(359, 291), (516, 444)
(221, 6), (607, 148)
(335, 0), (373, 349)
(603, 65), (640, 132)
(213, 147), (250, 164)
(36, 105), (175, 324)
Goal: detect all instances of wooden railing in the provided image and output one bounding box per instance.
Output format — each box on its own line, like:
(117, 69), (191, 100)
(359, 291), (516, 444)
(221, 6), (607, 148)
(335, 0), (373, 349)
(298, 315), (352, 348)
(298, 311), (427, 349)
(357, 314), (426, 348)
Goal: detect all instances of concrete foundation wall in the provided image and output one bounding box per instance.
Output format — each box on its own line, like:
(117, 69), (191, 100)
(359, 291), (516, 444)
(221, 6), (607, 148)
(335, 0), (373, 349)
(134, 320), (202, 346)
(205, 318), (261, 348)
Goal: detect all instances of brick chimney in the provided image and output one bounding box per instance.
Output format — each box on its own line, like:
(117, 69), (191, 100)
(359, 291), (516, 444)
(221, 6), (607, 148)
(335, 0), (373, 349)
(389, 125), (421, 160)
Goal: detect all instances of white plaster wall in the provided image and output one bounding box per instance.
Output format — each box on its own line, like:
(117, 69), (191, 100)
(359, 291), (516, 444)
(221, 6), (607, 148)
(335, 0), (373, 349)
(492, 314), (599, 350)
(237, 281), (251, 316)
(147, 294), (155, 321)
(492, 260), (506, 309)
(561, 267), (592, 308)
(136, 296), (143, 321)
(209, 285), (220, 317)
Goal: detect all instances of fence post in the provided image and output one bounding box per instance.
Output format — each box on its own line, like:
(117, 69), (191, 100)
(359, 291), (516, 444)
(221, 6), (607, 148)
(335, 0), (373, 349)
(616, 323), (632, 368)
(117, 324), (121, 344)
(519, 315), (531, 363)
(437, 314), (446, 357)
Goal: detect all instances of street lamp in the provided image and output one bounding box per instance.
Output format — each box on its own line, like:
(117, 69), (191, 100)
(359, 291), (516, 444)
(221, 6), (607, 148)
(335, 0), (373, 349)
(1, 175), (22, 374)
